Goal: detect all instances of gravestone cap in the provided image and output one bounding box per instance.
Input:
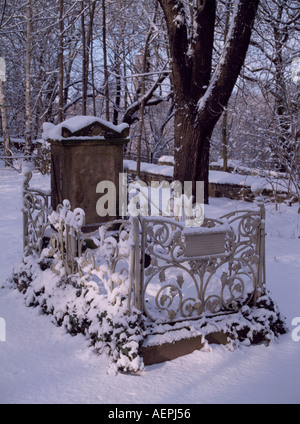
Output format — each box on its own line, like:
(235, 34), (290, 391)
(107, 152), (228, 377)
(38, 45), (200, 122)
(43, 116), (130, 142)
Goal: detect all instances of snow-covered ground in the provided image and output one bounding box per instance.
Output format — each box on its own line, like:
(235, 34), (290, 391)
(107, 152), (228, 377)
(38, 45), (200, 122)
(0, 169), (300, 404)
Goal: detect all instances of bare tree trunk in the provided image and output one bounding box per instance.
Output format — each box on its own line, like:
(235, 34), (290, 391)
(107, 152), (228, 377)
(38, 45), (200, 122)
(136, 95), (146, 178)
(136, 1), (159, 177)
(173, 102), (212, 202)
(222, 108), (228, 172)
(88, 0), (97, 116)
(136, 50), (148, 177)
(102, 0), (109, 121)
(122, 39), (129, 112)
(159, 0), (260, 203)
(81, 1), (87, 115)
(84, 0), (96, 115)
(113, 52), (121, 125)
(90, 32), (96, 116)
(221, 0), (231, 173)
(58, 0), (64, 124)
(0, 79), (12, 166)
(25, 0), (32, 157)
(273, 4), (290, 172)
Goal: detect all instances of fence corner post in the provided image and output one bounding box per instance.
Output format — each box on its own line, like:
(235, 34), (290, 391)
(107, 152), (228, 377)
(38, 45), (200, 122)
(133, 217), (143, 313)
(22, 171), (32, 254)
(258, 202), (266, 300)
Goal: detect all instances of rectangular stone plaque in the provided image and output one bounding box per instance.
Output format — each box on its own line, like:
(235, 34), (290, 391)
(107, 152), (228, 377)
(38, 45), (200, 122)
(184, 231), (227, 257)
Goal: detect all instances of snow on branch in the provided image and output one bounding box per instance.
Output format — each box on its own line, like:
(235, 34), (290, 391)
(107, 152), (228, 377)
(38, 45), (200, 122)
(197, 0), (260, 119)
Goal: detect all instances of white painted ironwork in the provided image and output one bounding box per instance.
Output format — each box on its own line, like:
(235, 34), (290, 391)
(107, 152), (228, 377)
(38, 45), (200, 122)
(23, 171), (52, 256)
(23, 172), (136, 311)
(138, 206), (266, 323)
(22, 172), (266, 322)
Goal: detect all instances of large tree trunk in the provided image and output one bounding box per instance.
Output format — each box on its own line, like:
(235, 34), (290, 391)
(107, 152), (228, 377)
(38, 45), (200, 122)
(173, 102), (211, 202)
(159, 0), (260, 203)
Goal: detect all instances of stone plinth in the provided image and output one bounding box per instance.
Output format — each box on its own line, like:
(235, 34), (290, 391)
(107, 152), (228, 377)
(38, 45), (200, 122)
(43, 116), (129, 230)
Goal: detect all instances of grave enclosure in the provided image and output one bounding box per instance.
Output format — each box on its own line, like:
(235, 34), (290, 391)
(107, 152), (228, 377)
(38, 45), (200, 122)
(21, 116), (285, 368)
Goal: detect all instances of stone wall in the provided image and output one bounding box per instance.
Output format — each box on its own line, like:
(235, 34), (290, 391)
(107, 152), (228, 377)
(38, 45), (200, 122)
(126, 165), (288, 204)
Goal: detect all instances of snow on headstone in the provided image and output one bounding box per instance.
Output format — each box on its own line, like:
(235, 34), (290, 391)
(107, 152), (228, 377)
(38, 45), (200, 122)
(42, 116), (129, 141)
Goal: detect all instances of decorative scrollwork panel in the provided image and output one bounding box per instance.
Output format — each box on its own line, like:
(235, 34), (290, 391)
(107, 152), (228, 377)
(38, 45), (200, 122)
(141, 208), (265, 323)
(23, 172), (52, 257)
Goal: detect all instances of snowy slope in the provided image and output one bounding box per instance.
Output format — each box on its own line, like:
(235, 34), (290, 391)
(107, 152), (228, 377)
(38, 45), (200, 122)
(0, 170), (300, 404)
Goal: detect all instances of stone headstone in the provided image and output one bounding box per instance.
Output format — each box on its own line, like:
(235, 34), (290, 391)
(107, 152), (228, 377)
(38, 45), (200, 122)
(43, 116), (129, 230)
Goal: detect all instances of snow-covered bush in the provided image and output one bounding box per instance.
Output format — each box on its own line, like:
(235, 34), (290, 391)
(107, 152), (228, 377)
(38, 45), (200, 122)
(9, 255), (145, 374)
(9, 251), (287, 374)
(17, 188), (287, 372)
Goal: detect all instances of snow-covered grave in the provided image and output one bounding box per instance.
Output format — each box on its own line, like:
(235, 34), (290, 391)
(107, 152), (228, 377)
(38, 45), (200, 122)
(3, 116), (286, 373)
(15, 176), (286, 372)
(2, 168), (300, 402)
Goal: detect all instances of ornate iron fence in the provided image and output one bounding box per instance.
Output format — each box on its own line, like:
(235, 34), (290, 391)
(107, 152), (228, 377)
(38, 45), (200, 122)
(22, 171), (266, 323)
(137, 207), (266, 323)
(23, 171), (52, 256)
(23, 171), (136, 311)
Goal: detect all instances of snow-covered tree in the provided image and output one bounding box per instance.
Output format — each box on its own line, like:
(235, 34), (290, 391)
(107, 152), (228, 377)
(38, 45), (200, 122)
(158, 0), (260, 203)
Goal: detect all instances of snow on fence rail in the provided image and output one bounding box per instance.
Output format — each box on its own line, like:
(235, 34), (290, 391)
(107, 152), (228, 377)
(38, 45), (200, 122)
(23, 171), (52, 256)
(138, 208), (266, 323)
(22, 171), (266, 324)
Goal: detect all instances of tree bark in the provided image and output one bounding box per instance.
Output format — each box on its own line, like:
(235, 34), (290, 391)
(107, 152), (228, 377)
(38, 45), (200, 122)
(136, 0), (159, 177)
(58, 0), (64, 124)
(81, 2), (87, 115)
(159, 0), (260, 203)
(173, 101), (212, 202)
(221, 0), (232, 172)
(25, 0), (32, 157)
(87, 0), (96, 116)
(272, 4), (290, 172)
(113, 51), (121, 126)
(222, 108), (228, 172)
(0, 79), (12, 165)
(102, 0), (109, 121)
